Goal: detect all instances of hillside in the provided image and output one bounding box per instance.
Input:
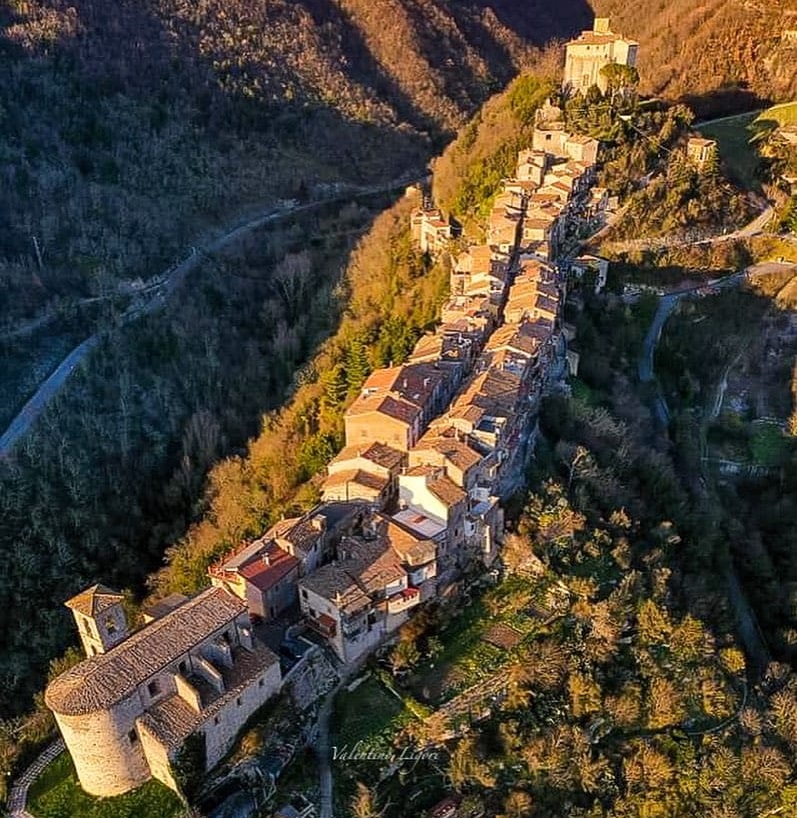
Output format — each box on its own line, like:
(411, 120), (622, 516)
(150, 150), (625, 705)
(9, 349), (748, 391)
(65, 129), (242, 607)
(0, 0), (591, 326)
(593, 0), (797, 114)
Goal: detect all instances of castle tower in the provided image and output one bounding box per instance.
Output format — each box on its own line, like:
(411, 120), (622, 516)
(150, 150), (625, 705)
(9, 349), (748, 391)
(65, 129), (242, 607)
(65, 584), (129, 657)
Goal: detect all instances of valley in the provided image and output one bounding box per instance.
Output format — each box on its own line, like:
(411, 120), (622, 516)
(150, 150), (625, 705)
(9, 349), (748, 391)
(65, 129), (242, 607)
(1, 3), (797, 818)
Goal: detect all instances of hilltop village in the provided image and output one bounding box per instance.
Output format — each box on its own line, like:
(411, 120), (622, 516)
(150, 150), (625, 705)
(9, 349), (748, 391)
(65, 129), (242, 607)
(44, 107), (608, 801)
(44, 18), (630, 805)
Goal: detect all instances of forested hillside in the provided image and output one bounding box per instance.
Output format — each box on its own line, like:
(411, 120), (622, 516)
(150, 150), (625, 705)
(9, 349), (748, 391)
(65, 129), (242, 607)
(594, 0), (797, 114)
(0, 0), (590, 326)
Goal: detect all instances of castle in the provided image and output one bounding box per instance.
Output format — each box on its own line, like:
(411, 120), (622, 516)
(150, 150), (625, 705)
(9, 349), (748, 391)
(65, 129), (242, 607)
(563, 17), (638, 93)
(45, 585), (281, 797)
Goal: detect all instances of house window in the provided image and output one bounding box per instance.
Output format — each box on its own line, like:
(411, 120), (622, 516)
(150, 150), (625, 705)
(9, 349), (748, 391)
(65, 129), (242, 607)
(213, 716), (220, 726)
(222, 630), (232, 644)
(82, 617), (92, 636)
(236, 697), (242, 707)
(258, 678), (264, 688)
(301, 588), (308, 600)
(178, 661), (188, 676)
(105, 618), (116, 636)
(147, 680), (161, 698)
(128, 729), (138, 744)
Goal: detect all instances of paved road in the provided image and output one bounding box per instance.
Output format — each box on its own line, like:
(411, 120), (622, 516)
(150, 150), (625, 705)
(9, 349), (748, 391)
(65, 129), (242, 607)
(0, 335), (101, 457)
(605, 205), (777, 254)
(637, 271), (748, 424)
(0, 175), (421, 459)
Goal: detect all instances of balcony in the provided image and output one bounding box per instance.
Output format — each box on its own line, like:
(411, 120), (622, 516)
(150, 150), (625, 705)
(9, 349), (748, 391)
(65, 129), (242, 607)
(387, 587), (421, 614)
(306, 612), (337, 638)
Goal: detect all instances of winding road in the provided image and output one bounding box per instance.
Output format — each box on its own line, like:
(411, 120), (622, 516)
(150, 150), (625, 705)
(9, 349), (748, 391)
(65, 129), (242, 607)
(0, 175), (421, 459)
(637, 271), (747, 424)
(636, 263), (785, 676)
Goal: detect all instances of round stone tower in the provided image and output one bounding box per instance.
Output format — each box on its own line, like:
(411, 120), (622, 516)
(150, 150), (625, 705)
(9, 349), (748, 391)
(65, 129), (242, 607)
(45, 678), (151, 796)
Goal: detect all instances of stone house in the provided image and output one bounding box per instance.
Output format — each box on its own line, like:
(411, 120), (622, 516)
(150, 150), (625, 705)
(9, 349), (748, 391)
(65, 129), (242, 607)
(298, 517), (435, 662)
(686, 136), (718, 167)
(563, 18), (638, 93)
(411, 208), (451, 256)
(398, 465), (468, 563)
(321, 442), (405, 508)
(345, 363), (455, 451)
(209, 502), (367, 619)
(46, 586), (281, 798)
(209, 541), (300, 621)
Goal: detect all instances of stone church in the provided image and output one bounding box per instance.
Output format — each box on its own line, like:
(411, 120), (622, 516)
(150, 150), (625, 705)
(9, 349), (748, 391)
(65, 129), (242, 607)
(45, 584), (281, 797)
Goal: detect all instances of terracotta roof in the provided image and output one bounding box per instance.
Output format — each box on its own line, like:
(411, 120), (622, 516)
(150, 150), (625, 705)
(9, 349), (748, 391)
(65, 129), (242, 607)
(486, 326), (539, 357)
(238, 545), (300, 592)
(46, 588), (249, 716)
(381, 518), (436, 566)
(322, 468), (389, 494)
(142, 593), (189, 622)
(299, 564), (371, 615)
(329, 442), (404, 471)
(405, 464), (441, 478)
(346, 392), (421, 424)
(411, 435), (483, 474)
(427, 476), (467, 508)
(344, 539), (407, 594)
(65, 584), (125, 618)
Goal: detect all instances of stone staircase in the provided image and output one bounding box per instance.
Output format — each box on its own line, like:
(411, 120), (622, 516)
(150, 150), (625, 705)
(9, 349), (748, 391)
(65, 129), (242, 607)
(7, 739), (65, 818)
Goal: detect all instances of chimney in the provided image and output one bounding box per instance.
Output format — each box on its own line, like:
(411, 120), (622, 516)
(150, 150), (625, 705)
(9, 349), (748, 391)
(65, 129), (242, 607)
(311, 514), (327, 532)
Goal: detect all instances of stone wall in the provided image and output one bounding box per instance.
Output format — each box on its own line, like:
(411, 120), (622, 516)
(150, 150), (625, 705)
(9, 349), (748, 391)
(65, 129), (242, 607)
(55, 692), (150, 796)
(203, 660), (282, 769)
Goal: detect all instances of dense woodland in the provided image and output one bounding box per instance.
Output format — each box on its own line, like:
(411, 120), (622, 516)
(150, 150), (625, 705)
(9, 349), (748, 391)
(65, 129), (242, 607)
(0, 0), (581, 326)
(593, 0), (797, 115)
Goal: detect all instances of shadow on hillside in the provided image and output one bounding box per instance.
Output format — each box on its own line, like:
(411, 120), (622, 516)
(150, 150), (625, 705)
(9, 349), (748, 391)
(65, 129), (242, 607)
(684, 84), (772, 121)
(463, 0), (593, 42)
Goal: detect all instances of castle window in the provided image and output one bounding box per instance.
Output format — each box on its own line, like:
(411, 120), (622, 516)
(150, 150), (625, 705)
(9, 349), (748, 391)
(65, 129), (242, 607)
(147, 680), (161, 698)
(128, 729), (138, 744)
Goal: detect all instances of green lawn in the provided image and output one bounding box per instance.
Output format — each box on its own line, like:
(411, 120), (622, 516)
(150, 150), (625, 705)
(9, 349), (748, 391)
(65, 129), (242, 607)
(698, 113), (760, 190)
(333, 676), (416, 756)
(756, 101), (797, 127)
(27, 754), (183, 818)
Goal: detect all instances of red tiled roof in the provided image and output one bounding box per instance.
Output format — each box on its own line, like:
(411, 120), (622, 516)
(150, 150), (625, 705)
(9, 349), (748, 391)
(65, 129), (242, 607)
(239, 546), (299, 592)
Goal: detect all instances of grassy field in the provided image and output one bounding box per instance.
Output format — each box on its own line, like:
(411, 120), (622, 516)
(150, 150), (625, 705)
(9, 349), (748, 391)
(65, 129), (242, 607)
(27, 754), (183, 818)
(698, 113), (760, 190)
(756, 101), (797, 127)
(333, 676), (418, 756)
(407, 579), (545, 705)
